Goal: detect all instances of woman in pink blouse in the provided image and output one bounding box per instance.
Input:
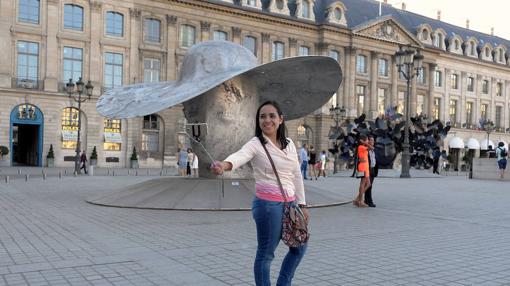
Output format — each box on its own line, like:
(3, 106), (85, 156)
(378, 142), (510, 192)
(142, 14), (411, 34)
(211, 101), (309, 286)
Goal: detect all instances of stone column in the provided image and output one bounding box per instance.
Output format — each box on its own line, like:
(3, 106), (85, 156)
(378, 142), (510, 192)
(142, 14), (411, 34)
(505, 80), (510, 131)
(426, 63), (436, 119)
(336, 47), (345, 109)
(289, 38), (297, 57)
(369, 52), (379, 119)
(0, 0), (14, 87)
(474, 75), (483, 126)
(459, 71), (468, 125)
(490, 77), (497, 122)
(200, 21), (210, 41)
(347, 48), (357, 117)
(89, 1), (103, 95)
(342, 47), (351, 112)
(166, 15), (178, 81)
(261, 33), (270, 63)
(410, 72), (417, 117)
(391, 55), (399, 108)
(44, 0), (60, 92)
(442, 68), (451, 122)
(231, 27), (241, 44)
(129, 8), (141, 84)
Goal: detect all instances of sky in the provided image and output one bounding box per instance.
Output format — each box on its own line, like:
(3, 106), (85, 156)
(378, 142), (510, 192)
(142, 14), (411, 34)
(385, 0), (510, 40)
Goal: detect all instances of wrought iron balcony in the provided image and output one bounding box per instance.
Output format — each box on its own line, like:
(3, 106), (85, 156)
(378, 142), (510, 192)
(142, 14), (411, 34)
(12, 78), (44, 90)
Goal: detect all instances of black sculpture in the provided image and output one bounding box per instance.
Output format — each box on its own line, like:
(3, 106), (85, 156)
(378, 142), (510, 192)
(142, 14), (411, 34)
(329, 107), (450, 169)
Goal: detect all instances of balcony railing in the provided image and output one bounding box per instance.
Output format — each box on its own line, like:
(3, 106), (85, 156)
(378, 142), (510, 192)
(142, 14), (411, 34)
(12, 78), (44, 90)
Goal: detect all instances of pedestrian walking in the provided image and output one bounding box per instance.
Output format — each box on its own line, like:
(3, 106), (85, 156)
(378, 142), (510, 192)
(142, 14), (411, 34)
(299, 143), (309, 180)
(317, 150), (327, 178)
(351, 135), (371, 207)
(496, 142), (508, 180)
(191, 150), (199, 177)
(308, 146), (317, 180)
(432, 147), (441, 175)
(80, 151), (88, 174)
(186, 148), (193, 176)
(364, 135), (378, 207)
(211, 101), (309, 286)
(177, 148), (188, 176)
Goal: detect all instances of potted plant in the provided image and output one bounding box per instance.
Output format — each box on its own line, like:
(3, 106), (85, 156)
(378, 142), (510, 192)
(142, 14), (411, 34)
(130, 146), (139, 169)
(90, 146), (98, 166)
(47, 144), (55, 168)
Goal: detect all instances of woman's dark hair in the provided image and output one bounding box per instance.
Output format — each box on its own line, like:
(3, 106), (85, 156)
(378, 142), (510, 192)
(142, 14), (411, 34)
(255, 100), (289, 149)
(499, 142), (505, 147)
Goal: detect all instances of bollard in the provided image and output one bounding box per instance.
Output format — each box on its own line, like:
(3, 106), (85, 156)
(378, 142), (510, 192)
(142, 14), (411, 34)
(59, 172), (62, 179)
(112, 170), (115, 176)
(5, 176), (9, 184)
(127, 169), (130, 175)
(43, 172), (47, 180)
(135, 170), (138, 176)
(25, 174), (29, 182)
(108, 169), (110, 175)
(64, 169), (67, 175)
(18, 169), (22, 175)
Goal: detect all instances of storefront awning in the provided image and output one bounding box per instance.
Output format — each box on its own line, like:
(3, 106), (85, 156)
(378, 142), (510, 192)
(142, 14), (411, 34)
(480, 139), (495, 150)
(448, 137), (464, 149)
(466, 138), (480, 150)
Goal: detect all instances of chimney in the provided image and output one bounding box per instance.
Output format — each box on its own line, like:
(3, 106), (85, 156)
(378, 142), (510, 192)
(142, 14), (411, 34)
(437, 10), (441, 21)
(466, 19), (470, 29)
(401, 2), (406, 10)
(491, 27), (494, 36)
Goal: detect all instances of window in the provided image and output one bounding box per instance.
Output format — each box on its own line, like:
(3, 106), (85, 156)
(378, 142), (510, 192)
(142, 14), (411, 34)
(378, 58), (388, 77)
(480, 104), (488, 121)
(417, 68), (426, 84)
(467, 77), (474, 92)
(433, 98), (440, 120)
(334, 8), (342, 20)
(63, 47), (82, 85)
(142, 114), (160, 152)
(19, 0), (39, 24)
(61, 107), (79, 149)
(422, 29), (429, 41)
(272, 41), (285, 61)
(299, 46), (310, 56)
(104, 52), (123, 89)
(500, 50), (505, 62)
(397, 91), (405, 114)
(329, 50), (339, 61)
(356, 85), (366, 116)
(449, 99), (457, 124)
(450, 74), (458, 89)
(275, 0), (284, 10)
(143, 58), (160, 83)
(434, 33), (442, 48)
(180, 25), (196, 48)
(377, 88), (386, 116)
(213, 30), (228, 41)
(144, 18), (161, 43)
(301, 0), (310, 18)
(496, 82), (503, 96)
(17, 41), (39, 85)
(434, 69), (442, 87)
(485, 47), (490, 58)
(495, 106), (502, 128)
(482, 80), (489, 94)
(106, 12), (123, 37)
(64, 4), (83, 31)
(356, 55), (367, 74)
(247, 0), (257, 6)
(454, 40), (460, 50)
(470, 42), (476, 56)
(243, 36), (257, 55)
(417, 95), (424, 115)
(104, 119), (121, 151)
(466, 102), (473, 126)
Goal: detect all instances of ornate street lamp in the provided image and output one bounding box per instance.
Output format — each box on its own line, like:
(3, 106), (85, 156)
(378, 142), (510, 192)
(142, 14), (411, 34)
(329, 104), (346, 174)
(395, 46), (424, 178)
(66, 77), (94, 174)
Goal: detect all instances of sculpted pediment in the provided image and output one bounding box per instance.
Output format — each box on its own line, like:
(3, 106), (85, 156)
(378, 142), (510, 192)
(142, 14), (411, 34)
(353, 16), (422, 47)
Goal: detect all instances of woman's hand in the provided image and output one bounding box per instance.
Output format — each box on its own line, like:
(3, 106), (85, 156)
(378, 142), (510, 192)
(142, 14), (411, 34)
(300, 207), (310, 223)
(210, 161), (224, 175)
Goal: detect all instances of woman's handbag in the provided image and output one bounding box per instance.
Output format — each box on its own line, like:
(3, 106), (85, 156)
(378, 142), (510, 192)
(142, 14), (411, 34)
(260, 140), (310, 248)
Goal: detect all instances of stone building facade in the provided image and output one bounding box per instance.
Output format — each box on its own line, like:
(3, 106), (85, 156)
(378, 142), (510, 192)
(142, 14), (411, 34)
(0, 0), (509, 169)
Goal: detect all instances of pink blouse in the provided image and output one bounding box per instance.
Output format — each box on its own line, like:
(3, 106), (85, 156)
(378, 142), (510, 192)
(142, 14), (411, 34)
(225, 136), (306, 204)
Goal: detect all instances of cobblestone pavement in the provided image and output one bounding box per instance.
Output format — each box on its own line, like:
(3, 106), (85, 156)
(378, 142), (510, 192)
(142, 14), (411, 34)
(0, 173), (509, 285)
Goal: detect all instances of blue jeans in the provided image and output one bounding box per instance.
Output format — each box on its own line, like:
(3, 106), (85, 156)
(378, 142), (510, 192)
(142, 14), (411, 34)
(300, 161), (308, 179)
(252, 197), (307, 286)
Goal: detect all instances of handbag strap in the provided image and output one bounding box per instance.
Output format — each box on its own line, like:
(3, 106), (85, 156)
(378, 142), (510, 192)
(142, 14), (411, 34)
(260, 139), (288, 203)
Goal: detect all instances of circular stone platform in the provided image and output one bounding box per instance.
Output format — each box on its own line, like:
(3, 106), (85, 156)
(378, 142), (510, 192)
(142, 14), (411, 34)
(86, 177), (351, 211)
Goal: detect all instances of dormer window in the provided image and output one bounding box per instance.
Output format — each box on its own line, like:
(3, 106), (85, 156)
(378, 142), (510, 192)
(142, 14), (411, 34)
(326, 2), (347, 26)
(454, 40), (460, 50)
(334, 8), (342, 20)
(499, 50), (505, 62)
(422, 30), (429, 41)
(247, 0), (256, 6)
(470, 42), (476, 56)
(276, 0), (284, 10)
(485, 47), (490, 57)
(301, 0), (310, 18)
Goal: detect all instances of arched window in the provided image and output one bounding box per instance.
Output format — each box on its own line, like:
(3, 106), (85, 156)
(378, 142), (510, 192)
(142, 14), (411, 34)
(180, 24), (196, 47)
(104, 119), (121, 151)
(61, 107), (79, 149)
(485, 47), (490, 57)
(301, 0), (310, 18)
(276, 0), (284, 10)
(454, 39), (460, 50)
(19, 0), (40, 24)
(243, 36), (257, 55)
(470, 41), (476, 56)
(334, 8), (342, 20)
(142, 114), (160, 152)
(422, 29), (429, 41)
(64, 4), (83, 31)
(106, 11), (124, 37)
(213, 30), (228, 41)
(144, 18), (161, 43)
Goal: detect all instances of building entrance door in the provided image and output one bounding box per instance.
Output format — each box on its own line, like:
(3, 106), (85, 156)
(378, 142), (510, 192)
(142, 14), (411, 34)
(12, 124), (39, 166)
(10, 104), (44, 167)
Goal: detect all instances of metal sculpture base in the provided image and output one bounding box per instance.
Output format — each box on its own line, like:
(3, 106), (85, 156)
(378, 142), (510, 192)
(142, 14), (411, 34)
(85, 177), (352, 211)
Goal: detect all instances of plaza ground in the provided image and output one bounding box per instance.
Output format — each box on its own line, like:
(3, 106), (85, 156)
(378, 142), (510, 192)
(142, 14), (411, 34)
(0, 171), (509, 285)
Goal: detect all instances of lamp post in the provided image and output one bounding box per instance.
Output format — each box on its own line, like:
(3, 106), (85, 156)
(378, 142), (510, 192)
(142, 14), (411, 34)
(484, 119), (495, 155)
(394, 46), (424, 178)
(329, 104), (346, 174)
(66, 77), (94, 174)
